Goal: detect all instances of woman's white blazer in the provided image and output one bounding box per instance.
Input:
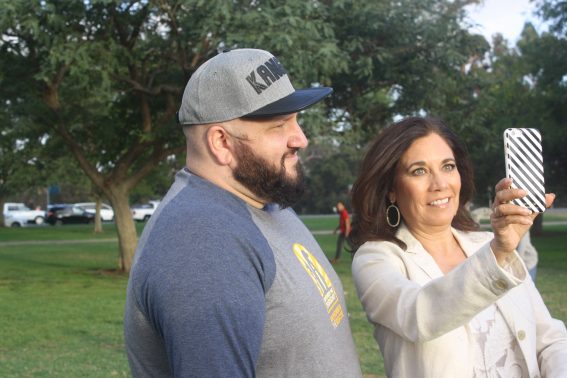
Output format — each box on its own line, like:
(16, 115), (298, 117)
(352, 225), (567, 378)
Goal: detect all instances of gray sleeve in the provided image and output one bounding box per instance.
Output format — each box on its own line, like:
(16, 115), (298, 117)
(129, 219), (276, 377)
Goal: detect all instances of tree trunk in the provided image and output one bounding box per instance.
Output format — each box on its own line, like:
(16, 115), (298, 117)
(107, 188), (138, 273)
(94, 197), (103, 233)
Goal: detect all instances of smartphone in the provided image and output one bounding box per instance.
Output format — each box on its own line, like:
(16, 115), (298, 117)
(503, 128), (546, 213)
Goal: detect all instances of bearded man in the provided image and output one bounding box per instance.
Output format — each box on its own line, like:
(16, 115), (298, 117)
(124, 49), (362, 378)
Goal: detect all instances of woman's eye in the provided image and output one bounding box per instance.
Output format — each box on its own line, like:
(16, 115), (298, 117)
(443, 163), (456, 172)
(411, 168), (426, 176)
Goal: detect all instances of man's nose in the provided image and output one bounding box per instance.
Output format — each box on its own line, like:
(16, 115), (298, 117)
(288, 118), (308, 149)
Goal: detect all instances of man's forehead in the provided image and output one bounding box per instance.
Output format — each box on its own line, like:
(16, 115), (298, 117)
(244, 113), (296, 124)
(232, 113), (296, 133)
(222, 113), (297, 138)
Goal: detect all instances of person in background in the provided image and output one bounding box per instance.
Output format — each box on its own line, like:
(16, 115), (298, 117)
(331, 201), (351, 264)
(124, 48), (362, 378)
(517, 231), (539, 282)
(349, 116), (567, 377)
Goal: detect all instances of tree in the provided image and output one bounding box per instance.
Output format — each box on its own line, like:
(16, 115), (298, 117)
(527, 1), (567, 205)
(0, 0), (345, 271)
(324, 0), (483, 138)
(464, 20), (567, 208)
(296, 0), (491, 213)
(296, 141), (359, 214)
(4, 0), (547, 244)
(0, 105), (49, 225)
(0, 124), (31, 226)
(1, 1), (179, 267)
(539, 0), (567, 36)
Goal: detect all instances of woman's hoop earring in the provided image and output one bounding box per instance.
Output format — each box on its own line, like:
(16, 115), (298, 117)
(386, 203), (401, 228)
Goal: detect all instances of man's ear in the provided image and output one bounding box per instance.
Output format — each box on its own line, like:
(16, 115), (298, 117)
(206, 125), (234, 165)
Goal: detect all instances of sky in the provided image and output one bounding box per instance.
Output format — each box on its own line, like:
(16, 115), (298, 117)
(465, 0), (547, 44)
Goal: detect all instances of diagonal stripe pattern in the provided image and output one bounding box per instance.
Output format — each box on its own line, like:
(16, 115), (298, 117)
(504, 128), (546, 213)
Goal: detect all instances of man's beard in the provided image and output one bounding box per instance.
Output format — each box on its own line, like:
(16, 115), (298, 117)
(232, 141), (305, 209)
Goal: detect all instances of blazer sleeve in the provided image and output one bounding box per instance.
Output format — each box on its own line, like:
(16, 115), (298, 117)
(352, 239), (526, 342)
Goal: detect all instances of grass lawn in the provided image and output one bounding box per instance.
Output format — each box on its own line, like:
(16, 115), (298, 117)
(0, 223), (145, 242)
(0, 219), (566, 377)
(0, 241), (129, 377)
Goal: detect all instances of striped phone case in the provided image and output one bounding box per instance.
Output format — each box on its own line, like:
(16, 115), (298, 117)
(504, 128), (546, 213)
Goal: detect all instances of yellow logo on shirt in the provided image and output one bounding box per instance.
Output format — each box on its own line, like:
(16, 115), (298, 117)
(292, 243), (344, 328)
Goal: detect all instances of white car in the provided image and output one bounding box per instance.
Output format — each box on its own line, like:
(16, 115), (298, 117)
(3, 202), (46, 227)
(74, 202), (115, 222)
(131, 200), (161, 222)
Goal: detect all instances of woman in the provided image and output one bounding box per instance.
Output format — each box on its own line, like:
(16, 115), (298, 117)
(350, 117), (567, 378)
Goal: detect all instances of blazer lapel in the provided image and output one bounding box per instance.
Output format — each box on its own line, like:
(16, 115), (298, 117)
(452, 229), (491, 258)
(397, 225), (444, 279)
(397, 225), (492, 280)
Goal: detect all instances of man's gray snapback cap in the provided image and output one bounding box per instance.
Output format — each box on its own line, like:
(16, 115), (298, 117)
(177, 48), (333, 125)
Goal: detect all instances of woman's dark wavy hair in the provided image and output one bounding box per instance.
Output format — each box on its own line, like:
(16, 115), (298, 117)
(348, 116), (479, 253)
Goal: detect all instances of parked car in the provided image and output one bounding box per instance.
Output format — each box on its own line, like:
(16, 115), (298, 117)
(46, 205), (95, 226)
(3, 202), (46, 227)
(131, 200), (161, 222)
(74, 202), (114, 222)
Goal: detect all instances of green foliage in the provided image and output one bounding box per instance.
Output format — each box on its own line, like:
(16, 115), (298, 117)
(457, 12), (567, 206)
(0, 0), (349, 216)
(0, 1), (192, 197)
(1, 0), (566, 215)
(0, 111), (48, 207)
(225, 0), (347, 85)
(292, 0), (494, 212)
(515, 18), (567, 203)
(129, 157), (183, 204)
(328, 0), (486, 139)
(539, 0), (567, 36)
(297, 145), (358, 213)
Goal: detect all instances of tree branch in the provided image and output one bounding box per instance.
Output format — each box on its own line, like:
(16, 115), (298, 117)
(156, 93), (178, 126)
(53, 121), (104, 189)
(115, 75), (182, 95)
(190, 37), (211, 70)
(110, 2), (149, 50)
(42, 64), (70, 112)
(158, 0), (189, 74)
(112, 140), (154, 181)
(140, 94), (152, 133)
(124, 144), (185, 191)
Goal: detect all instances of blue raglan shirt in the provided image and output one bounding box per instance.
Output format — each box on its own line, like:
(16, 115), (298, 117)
(124, 169), (361, 377)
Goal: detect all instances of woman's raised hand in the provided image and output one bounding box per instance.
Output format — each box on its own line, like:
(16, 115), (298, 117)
(490, 178), (555, 265)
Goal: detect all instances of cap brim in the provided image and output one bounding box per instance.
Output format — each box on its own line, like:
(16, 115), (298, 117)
(243, 87), (333, 118)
